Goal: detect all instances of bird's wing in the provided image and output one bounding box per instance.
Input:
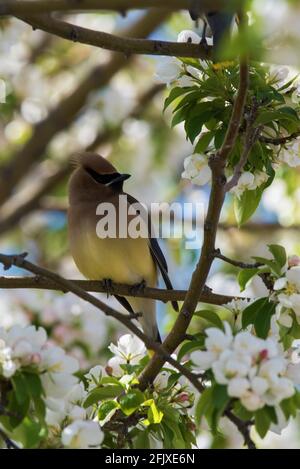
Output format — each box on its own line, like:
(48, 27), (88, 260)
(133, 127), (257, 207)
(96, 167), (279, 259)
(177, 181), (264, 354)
(126, 193), (179, 312)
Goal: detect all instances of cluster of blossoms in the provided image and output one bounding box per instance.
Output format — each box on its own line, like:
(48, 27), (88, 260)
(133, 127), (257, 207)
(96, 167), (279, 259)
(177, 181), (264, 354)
(181, 154), (269, 196)
(105, 334), (193, 406)
(0, 289), (111, 368)
(156, 30), (300, 205)
(192, 322), (300, 412)
(0, 324), (103, 449)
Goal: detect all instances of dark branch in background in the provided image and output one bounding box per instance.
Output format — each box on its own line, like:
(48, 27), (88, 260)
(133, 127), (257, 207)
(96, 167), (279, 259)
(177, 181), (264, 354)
(0, 10), (169, 206)
(0, 0), (236, 16)
(0, 275), (236, 305)
(18, 14), (212, 60)
(0, 84), (164, 235)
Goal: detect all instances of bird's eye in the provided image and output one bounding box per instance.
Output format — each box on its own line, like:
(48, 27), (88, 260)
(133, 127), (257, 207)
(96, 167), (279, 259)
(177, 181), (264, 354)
(84, 167), (119, 185)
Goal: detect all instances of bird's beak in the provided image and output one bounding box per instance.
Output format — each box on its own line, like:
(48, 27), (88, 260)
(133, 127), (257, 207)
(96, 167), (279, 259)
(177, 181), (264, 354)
(105, 173), (131, 187)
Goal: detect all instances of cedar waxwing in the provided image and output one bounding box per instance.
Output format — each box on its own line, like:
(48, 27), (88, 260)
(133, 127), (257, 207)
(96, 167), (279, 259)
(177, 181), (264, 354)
(68, 152), (178, 343)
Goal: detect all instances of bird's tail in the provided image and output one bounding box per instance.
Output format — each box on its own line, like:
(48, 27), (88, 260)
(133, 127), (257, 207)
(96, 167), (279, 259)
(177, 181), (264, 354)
(127, 297), (161, 344)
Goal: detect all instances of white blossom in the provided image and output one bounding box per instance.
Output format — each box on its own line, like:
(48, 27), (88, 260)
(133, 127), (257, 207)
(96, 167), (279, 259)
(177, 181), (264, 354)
(230, 171), (268, 199)
(61, 420), (103, 449)
(278, 140), (300, 168)
(108, 334), (146, 364)
(182, 154), (211, 186)
(193, 322), (298, 411)
(155, 58), (182, 85)
(274, 266), (300, 325)
(177, 30), (202, 44)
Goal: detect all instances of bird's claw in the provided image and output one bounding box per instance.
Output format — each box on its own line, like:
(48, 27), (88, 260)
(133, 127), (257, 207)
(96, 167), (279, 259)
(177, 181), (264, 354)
(129, 279), (146, 296)
(128, 311), (143, 320)
(102, 278), (113, 298)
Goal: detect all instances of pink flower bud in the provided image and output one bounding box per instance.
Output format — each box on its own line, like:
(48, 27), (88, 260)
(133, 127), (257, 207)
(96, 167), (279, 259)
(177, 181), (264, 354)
(288, 255), (300, 267)
(176, 392), (190, 403)
(259, 349), (268, 361)
(31, 353), (41, 365)
(105, 365), (113, 376)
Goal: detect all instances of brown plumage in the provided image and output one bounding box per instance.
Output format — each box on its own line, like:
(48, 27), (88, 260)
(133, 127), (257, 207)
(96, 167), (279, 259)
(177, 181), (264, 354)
(68, 152), (178, 342)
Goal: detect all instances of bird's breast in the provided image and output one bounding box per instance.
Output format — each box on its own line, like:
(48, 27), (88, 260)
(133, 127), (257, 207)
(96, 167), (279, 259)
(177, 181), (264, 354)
(68, 205), (156, 285)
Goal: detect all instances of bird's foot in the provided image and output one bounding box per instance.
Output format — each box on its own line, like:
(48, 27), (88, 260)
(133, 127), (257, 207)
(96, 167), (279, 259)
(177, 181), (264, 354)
(102, 278), (114, 298)
(129, 279), (146, 296)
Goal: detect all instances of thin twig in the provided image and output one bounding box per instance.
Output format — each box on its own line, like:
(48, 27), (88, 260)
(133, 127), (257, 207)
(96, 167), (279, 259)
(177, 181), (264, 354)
(214, 250), (262, 269)
(259, 131), (300, 145)
(224, 410), (256, 449)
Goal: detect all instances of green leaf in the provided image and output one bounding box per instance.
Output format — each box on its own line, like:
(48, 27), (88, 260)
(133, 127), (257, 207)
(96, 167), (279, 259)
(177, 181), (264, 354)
(280, 396), (297, 419)
(173, 90), (201, 112)
(252, 256), (282, 276)
(98, 400), (119, 423)
(255, 408), (271, 438)
(264, 406), (278, 425)
(134, 429), (150, 449)
(268, 244), (287, 269)
(238, 268), (260, 291)
(185, 115), (205, 143)
(13, 417), (46, 448)
(195, 387), (213, 426)
(142, 399), (163, 424)
(24, 373), (44, 399)
(254, 301), (276, 339)
(234, 187), (264, 226)
(83, 385), (123, 408)
(255, 109), (299, 126)
(164, 87), (190, 111)
(212, 385), (230, 410)
(177, 338), (205, 362)
(194, 310), (224, 329)
(242, 297), (268, 329)
(12, 373), (30, 405)
(119, 390), (145, 416)
(171, 106), (190, 127)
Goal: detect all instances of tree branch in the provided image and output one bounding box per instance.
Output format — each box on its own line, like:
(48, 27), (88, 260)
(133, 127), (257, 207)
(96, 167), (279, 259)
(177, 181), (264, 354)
(225, 100), (260, 192)
(138, 51), (250, 387)
(224, 410), (256, 449)
(0, 275), (236, 305)
(17, 14), (212, 59)
(0, 0), (234, 16)
(213, 250), (261, 269)
(259, 131), (300, 145)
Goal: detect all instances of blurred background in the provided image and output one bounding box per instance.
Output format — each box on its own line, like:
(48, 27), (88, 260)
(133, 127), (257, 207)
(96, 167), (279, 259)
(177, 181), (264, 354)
(0, 0), (300, 448)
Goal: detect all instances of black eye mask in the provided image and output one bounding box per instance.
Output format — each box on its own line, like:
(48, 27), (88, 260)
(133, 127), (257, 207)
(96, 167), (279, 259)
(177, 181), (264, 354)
(84, 167), (131, 189)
